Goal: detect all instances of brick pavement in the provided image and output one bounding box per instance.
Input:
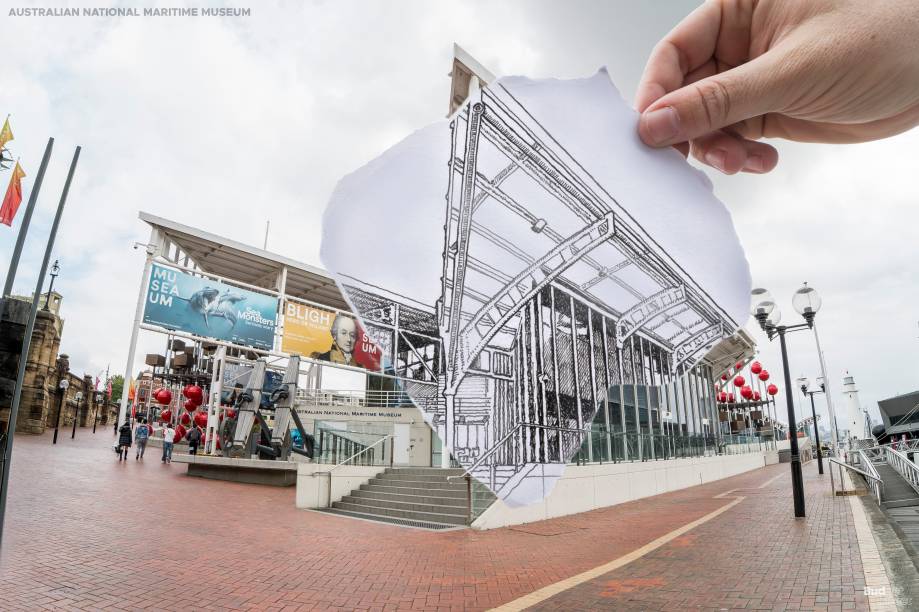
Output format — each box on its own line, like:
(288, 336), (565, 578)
(0, 432), (881, 611)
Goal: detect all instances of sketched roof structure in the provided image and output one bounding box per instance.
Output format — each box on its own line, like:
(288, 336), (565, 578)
(439, 81), (740, 385)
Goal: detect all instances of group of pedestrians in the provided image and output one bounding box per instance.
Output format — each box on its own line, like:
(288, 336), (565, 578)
(115, 418), (205, 464)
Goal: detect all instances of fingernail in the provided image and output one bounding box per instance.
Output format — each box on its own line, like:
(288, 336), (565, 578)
(642, 106), (680, 145)
(704, 149), (727, 173)
(743, 155), (765, 173)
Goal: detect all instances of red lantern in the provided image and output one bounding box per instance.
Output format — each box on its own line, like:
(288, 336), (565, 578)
(728, 393), (736, 403)
(767, 384), (779, 396)
(717, 391), (727, 403)
(174, 424), (187, 443)
(721, 373), (728, 381)
(154, 388), (172, 405)
(733, 375), (745, 388)
(184, 400), (197, 412)
(159, 409), (172, 423)
(753, 391), (762, 401)
(183, 385), (204, 406)
(750, 361), (763, 375)
(194, 411), (208, 428)
(758, 370), (770, 382)
(225, 409), (237, 420)
(180, 412), (191, 426)
(740, 386), (753, 400)
(735, 361), (744, 371)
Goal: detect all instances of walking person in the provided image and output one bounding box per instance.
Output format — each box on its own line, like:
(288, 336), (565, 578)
(187, 425), (202, 456)
(160, 423), (176, 464)
(116, 419), (132, 462)
(134, 419), (151, 460)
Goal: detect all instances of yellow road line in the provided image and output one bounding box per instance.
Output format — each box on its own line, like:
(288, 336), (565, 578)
(490, 470), (782, 611)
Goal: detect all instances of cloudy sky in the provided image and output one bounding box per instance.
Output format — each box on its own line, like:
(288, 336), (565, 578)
(1, 0), (916, 432)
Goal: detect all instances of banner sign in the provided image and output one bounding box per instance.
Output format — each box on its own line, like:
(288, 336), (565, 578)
(281, 301), (382, 371)
(143, 264), (278, 350)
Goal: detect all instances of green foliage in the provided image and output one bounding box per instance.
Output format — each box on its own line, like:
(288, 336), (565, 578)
(110, 374), (124, 402)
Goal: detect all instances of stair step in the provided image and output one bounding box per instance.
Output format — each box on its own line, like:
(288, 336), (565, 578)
(351, 489), (469, 505)
(375, 472), (464, 483)
(332, 500), (468, 525)
(316, 507), (460, 530)
(341, 495), (466, 514)
(384, 467), (465, 476)
(368, 477), (467, 490)
(361, 484), (467, 498)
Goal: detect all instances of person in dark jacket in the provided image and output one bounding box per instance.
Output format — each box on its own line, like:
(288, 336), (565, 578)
(117, 419), (132, 461)
(187, 425), (202, 455)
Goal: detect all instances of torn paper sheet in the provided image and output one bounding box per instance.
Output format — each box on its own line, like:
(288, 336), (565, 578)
(320, 70), (751, 507)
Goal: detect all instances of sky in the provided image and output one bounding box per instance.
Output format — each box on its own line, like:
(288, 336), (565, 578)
(1, 0), (916, 433)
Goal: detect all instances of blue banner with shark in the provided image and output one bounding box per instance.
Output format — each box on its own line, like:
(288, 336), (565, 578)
(143, 264), (278, 350)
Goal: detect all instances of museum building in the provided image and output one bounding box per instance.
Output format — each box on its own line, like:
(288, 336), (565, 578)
(120, 47), (780, 528)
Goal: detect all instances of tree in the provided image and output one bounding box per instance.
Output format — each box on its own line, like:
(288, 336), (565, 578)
(109, 375), (124, 403)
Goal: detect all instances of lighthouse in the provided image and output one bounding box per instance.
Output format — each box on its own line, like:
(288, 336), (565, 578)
(842, 374), (865, 441)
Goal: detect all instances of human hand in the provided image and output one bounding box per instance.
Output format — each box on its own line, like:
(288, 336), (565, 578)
(635, 0), (919, 174)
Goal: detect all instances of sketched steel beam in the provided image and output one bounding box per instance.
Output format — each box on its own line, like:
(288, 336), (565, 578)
(672, 323), (723, 372)
(443, 102), (486, 381)
(614, 286), (687, 347)
(580, 259), (632, 291)
(448, 213), (616, 390)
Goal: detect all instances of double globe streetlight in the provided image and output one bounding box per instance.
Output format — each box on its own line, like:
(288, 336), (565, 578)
(797, 376), (826, 475)
(750, 282), (829, 518)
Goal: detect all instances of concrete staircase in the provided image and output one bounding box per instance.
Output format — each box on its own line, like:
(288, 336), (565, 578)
(319, 467), (496, 530)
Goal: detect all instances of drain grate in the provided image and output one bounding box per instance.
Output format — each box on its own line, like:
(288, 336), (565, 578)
(316, 508), (462, 531)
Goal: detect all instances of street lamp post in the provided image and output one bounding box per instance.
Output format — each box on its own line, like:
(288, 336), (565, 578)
(92, 391), (103, 434)
(797, 376), (826, 475)
(71, 391), (83, 439)
(796, 283), (841, 454)
(52, 378), (70, 445)
(42, 260), (59, 311)
(750, 286), (827, 519)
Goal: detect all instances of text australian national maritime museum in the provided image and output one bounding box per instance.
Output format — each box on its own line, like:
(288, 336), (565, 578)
(120, 49), (784, 529)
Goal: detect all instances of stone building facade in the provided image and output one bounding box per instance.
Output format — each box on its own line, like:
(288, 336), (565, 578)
(0, 294), (116, 435)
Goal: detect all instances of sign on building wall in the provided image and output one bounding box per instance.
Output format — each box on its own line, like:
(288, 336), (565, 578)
(143, 264), (278, 350)
(281, 301), (382, 371)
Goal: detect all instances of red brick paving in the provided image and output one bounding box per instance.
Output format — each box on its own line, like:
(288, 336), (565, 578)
(0, 432), (868, 611)
(530, 466), (869, 611)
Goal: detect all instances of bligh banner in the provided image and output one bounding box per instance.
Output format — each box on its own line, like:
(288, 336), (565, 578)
(281, 301), (381, 371)
(143, 264), (278, 350)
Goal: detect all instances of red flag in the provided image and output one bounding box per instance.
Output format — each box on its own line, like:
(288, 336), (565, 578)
(0, 161), (26, 226)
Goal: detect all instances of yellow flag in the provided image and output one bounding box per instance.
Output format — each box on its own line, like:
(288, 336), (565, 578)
(0, 117), (12, 150)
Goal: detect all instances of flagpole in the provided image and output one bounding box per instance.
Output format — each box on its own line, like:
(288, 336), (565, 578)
(2, 137), (54, 298)
(0, 146), (80, 549)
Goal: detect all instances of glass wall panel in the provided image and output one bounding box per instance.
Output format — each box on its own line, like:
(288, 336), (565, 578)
(552, 289), (578, 432)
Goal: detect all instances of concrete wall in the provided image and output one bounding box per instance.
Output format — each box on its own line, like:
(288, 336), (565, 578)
(473, 450), (779, 530)
(296, 403), (433, 466)
(296, 463), (383, 509)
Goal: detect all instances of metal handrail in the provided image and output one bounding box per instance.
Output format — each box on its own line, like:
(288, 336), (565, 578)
(829, 457), (883, 505)
(328, 434), (394, 473)
(447, 422), (588, 483)
(882, 444), (919, 495)
(317, 433), (394, 508)
(447, 423), (525, 483)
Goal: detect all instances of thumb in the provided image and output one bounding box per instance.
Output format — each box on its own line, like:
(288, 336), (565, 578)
(638, 55), (781, 147)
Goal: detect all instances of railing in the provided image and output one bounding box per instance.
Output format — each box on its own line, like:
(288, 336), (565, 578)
(448, 423), (586, 524)
(315, 428), (389, 466)
(882, 444), (919, 495)
(295, 389), (419, 409)
(320, 434), (394, 508)
(829, 457), (883, 505)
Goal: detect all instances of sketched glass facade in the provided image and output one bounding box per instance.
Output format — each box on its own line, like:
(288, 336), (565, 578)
(333, 75), (769, 503)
